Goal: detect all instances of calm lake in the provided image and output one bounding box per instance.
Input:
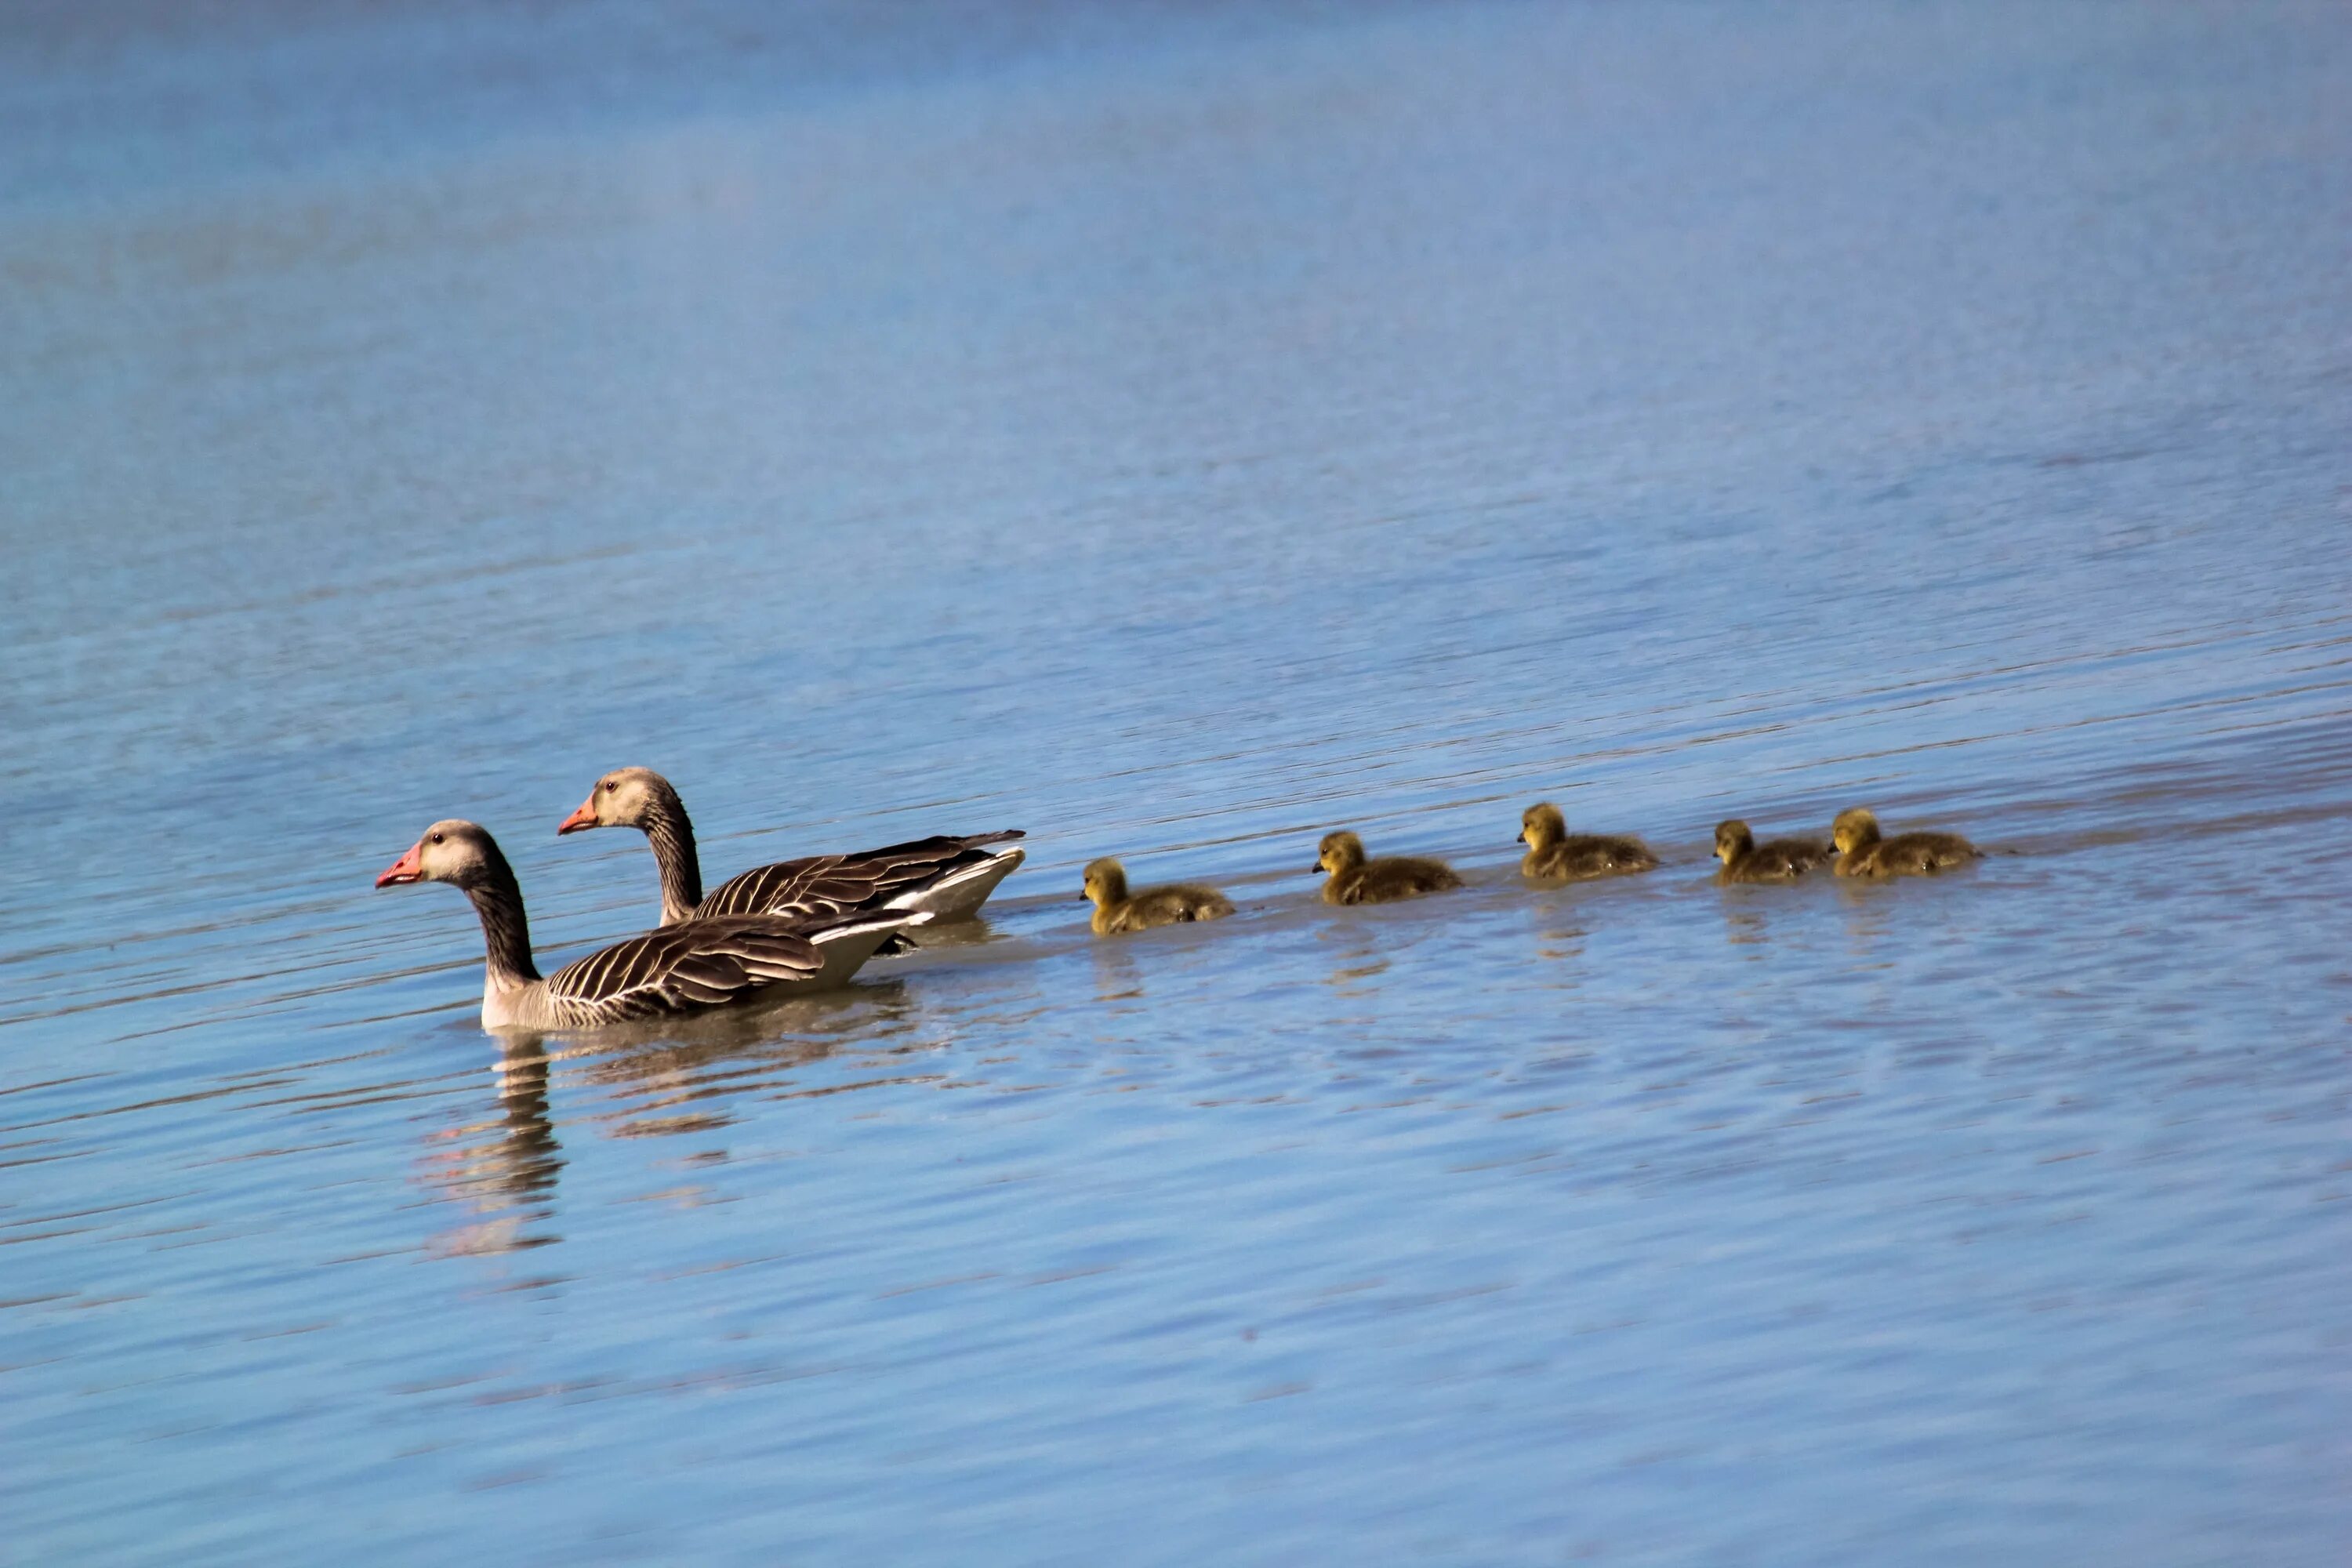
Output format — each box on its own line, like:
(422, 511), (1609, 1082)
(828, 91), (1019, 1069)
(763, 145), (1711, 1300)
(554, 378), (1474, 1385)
(3, 2), (2349, 1562)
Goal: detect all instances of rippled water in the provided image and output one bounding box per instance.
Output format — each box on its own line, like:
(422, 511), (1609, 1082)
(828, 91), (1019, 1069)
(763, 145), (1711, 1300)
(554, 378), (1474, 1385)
(5, 2), (2350, 1562)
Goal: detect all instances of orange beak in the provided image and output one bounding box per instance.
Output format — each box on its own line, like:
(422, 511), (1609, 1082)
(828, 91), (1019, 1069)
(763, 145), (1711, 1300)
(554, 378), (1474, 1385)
(376, 841), (423, 887)
(557, 797), (597, 836)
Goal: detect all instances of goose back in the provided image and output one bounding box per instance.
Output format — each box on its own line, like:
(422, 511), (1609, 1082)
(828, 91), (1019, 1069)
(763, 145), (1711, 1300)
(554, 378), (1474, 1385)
(694, 832), (1025, 924)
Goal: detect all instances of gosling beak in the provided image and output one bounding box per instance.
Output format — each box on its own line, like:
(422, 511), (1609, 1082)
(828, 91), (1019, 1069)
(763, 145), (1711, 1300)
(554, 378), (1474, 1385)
(556, 797), (598, 835)
(1515, 829), (1526, 844)
(375, 841), (423, 888)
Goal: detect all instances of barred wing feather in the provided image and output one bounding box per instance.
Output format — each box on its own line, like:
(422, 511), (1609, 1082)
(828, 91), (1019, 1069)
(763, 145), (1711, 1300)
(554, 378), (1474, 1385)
(545, 917), (825, 1025)
(696, 832), (1025, 921)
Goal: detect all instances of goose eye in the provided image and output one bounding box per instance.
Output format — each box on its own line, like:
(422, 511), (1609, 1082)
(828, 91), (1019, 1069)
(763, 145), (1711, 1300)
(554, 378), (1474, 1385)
(430, 832), (445, 844)
(604, 781), (617, 793)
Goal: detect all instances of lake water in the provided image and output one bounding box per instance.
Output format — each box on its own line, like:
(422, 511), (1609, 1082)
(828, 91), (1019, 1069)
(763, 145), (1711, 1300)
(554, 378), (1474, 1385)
(4, 2), (2350, 1562)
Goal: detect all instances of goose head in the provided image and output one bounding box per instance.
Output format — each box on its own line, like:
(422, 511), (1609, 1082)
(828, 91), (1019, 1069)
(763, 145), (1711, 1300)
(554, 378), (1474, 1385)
(1518, 802), (1567, 852)
(376, 820), (507, 891)
(558, 767), (679, 835)
(1714, 819), (1755, 866)
(1831, 808), (1881, 855)
(1314, 831), (1367, 877)
(1080, 858), (1130, 908)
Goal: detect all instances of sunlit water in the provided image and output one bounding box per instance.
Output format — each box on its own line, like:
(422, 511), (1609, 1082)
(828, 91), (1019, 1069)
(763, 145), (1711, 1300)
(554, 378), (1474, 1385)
(4, 2), (2350, 1563)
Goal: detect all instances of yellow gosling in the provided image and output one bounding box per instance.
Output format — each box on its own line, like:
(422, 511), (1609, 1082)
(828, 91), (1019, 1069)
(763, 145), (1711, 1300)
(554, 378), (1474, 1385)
(1081, 858), (1235, 935)
(1713, 819), (1831, 884)
(1313, 830), (1461, 906)
(1518, 802), (1657, 883)
(1830, 807), (1978, 880)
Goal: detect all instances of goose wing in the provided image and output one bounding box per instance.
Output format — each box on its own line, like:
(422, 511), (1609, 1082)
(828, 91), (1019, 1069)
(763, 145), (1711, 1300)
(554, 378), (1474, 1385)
(696, 831), (1025, 920)
(545, 916), (826, 1023)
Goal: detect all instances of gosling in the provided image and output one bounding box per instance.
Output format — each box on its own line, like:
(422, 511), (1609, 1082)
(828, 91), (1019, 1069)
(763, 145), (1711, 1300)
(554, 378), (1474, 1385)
(1081, 858), (1234, 935)
(1313, 830), (1461, 906)
(1830, 807), (1978, 879)
(1517, 802), (1657, 883)
(1713, 819), (1831, 884)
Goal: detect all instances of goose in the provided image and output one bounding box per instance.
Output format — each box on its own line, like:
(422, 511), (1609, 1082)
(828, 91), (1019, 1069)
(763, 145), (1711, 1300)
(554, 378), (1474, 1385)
(1517, 802), (1657, 882)
(1313, 830), (1461, 906)
(376, 819), (924, 1031)
(1713, 819), (1831, 883)
(1829, 807), (1978, 880)
(557, 768), (1024, 929)
(1080, 858), (1234, 935)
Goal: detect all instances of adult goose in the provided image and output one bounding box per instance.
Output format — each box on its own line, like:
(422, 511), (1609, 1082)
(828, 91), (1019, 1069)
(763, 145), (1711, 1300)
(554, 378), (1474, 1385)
(376, 820), (924, 1031)
(558, 768), (1025, 929)
(1830, 807), (1979, 880)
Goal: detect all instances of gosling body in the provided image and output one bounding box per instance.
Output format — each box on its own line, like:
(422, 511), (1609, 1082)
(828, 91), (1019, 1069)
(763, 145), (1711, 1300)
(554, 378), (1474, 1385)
(1518, 803), (1657, 883)
(1082, 858), (1235, 935)
(1314, 831), (1461, 906)
(1713, 819), (1831, 884)
(1830, 808), (1977, 880)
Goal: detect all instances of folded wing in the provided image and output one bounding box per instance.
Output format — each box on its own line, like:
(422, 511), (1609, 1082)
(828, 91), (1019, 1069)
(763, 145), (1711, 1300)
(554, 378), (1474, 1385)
(544, 916), (827, 1024)
(695, 831), (1025, 921)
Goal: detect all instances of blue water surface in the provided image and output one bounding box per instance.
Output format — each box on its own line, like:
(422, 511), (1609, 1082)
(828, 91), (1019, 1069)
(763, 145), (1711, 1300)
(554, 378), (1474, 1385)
(2, 3), (2349, 1563)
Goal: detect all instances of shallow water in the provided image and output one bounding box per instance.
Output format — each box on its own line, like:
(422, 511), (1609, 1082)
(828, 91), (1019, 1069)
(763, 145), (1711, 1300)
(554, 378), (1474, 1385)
(4, 2), (2350, 1562)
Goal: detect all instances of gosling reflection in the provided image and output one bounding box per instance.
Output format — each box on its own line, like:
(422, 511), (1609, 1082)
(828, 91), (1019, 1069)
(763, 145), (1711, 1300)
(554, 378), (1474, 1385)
(1719, 905), (1773, 949)
(1530, 916), (1590, 969)
(1835, 883), (1899, 958)
(1089, 937), (1148, 1004)
(1318, 921), (1392, 994)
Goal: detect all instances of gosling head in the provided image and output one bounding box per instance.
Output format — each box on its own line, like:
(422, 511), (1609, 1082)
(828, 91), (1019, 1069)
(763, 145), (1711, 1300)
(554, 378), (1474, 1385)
(1714, 819), (1755, 866)
(1831, 808), (1882, 855)
(376, 820), (510, 891)
(1314, 831), (1367, 877)
(1080, 857), (1129, 908)
(557, 766), (683, 836)
(1518, 802), (1567, 851)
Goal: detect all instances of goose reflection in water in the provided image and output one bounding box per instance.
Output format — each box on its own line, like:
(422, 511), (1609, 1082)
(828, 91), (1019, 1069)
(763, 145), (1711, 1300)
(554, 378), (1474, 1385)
(420, 982), (925, 1254)
(575, 980), (925, 1138)
(421, 1037), (564, 1258)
